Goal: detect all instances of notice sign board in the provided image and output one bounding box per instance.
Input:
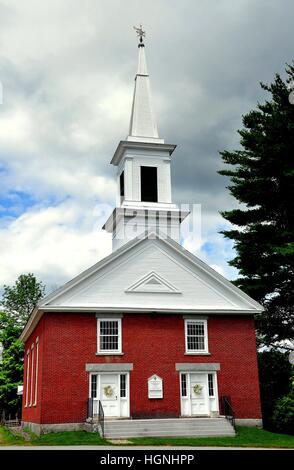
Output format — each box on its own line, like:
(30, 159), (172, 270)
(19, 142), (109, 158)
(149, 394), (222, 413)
(148, 374), (163, 399)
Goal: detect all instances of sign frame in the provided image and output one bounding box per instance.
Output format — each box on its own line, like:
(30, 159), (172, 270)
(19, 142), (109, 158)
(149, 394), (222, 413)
(148, 374), (163, 399)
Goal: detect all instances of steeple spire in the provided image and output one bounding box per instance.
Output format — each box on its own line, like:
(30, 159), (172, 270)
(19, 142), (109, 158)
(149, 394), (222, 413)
(127, 26), (164, 144)
(103, 28), (190, 251)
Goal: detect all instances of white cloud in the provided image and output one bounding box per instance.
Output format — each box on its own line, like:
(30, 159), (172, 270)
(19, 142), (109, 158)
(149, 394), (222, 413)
(0, 108), (34, 150)
(0, 0), (293, 290)
(0, 199), (112, 289)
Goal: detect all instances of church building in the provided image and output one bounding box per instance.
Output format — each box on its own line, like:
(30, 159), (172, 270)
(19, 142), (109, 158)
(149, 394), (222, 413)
(20, 29), (263, 437)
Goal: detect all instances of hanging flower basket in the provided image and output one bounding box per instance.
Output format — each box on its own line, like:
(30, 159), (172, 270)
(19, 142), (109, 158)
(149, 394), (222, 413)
(103, 385), (114, 397)
(193, 384), (203, 395)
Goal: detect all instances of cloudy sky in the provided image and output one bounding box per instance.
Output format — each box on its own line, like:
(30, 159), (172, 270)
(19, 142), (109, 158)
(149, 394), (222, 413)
(0, 0), (293, 293)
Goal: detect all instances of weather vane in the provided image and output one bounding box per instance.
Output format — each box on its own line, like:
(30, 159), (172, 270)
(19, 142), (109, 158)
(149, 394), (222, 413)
(133, 24), (146, 47)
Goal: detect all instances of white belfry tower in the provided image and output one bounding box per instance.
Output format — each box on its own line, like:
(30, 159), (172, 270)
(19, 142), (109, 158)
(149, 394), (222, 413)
(103, 26), (189, 250)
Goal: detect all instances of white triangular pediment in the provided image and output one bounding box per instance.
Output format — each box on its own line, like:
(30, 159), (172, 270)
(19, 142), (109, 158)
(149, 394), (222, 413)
(125, 271), (181, 294)
(40, 234), (263, 314)
(148, 374), (162, 382)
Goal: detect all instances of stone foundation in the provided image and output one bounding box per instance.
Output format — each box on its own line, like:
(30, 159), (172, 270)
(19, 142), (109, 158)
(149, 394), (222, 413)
(235, 418), (263, 428)
(22, 421), (89, 436)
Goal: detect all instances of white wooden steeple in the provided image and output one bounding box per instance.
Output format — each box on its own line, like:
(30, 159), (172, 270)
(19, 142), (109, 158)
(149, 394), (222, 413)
(103, 27), (189, 250)
(127, 36), (162, 143)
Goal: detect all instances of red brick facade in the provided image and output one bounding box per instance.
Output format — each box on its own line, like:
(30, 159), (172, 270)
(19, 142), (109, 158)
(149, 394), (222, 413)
(22, 312), (262, 424)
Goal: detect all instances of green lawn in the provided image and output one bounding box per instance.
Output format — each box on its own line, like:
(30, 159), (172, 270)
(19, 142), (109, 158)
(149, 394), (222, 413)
(0, 426), (106, 446)
(128, 426), (294, 448)
(0, 426), (27, 446)
(0, 425), (293, 448)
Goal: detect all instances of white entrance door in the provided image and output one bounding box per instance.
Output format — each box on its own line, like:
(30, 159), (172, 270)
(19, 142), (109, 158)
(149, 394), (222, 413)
(189, 373), (209, 416)
(180, 373), (210, 416)
(99, 374), (119, 417)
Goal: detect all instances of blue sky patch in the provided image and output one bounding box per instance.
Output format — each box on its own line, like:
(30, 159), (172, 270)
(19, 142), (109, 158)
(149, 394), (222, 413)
(0, 190), (37, 218)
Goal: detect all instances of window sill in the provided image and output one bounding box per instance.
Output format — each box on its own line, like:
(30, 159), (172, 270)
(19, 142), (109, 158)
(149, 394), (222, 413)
(96, 352), (124, 356)
(184, 352), (211, 356)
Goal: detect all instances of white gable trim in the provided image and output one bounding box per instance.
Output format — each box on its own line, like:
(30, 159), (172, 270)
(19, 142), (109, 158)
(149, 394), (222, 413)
(163, 239), (262, 311)
(46, 241), (159, 307)
(125, 271), (181, 294)
(38, 234), (148, 307)
(20, 307), (43, 343)
(40, 231), (262, 311)
(39, 306), (259, 314)
(20, 231), (263, 342)
(151, 241), (239, 308)
(53, 239), (240, 309)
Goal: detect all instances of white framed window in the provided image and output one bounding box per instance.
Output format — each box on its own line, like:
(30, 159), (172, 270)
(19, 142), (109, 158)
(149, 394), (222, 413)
(25, 349), (30, 407)
(184, 319), (208, 354)
(180, 373), (188, 397)
(90, 374), (97, 398)
(120, 374), (127, 398)
(97, 318), (122, 354)
(33, 337), (39, 406)
(208, 373), (215, 397)
(29, 344), (34, 407)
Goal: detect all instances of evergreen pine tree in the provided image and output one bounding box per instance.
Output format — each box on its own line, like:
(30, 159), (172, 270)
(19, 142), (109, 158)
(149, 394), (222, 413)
(219, 63), (294, 348)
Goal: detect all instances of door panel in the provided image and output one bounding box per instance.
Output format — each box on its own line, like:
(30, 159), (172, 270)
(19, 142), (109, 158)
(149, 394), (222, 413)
(99, 374), (119, 417)
(189, 373), (209, 416)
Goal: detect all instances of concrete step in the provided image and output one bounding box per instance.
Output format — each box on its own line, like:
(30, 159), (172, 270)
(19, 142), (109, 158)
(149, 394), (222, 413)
(104, 422), (232, 429)
(106, 433), (235, 438)
(105, 420), (231, 425)
(102, 417), (235, 438)
(105, 431), (235, 438)
(104, 425), (233, 432)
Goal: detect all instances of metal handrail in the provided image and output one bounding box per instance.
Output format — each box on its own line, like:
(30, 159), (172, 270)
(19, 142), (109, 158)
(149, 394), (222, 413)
(220, 395), (236, 430)
(87, 397), (93, 419)
(87, 398), (105, 438)
(98, 400), (105, 438)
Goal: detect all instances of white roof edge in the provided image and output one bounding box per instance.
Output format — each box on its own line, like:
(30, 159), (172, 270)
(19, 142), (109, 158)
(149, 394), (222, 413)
(20, 305), (261, 343)
(110, 140), (176, 166)
(162, 236), (264, 311)
(20, 307), (43, 342)
(39, 229), (265, 311)
(39, 233), (149, 307)
(41, 307), (261, 314)
(20, 229), (264, 342)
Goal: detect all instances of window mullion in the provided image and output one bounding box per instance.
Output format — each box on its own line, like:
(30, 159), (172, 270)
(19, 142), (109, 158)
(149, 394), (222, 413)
(185, 319), (208, 353)
(98, 318), (121, 353)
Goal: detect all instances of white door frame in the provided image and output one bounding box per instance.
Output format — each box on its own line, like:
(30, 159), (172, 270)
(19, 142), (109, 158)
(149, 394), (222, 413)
(180, 371), (219, 417)
(89, 372), (130, 418)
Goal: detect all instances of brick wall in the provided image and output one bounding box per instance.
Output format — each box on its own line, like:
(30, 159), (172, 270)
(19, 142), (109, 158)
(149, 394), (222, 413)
(22, 318), (44, 423)
(22, 312), (262, 424)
